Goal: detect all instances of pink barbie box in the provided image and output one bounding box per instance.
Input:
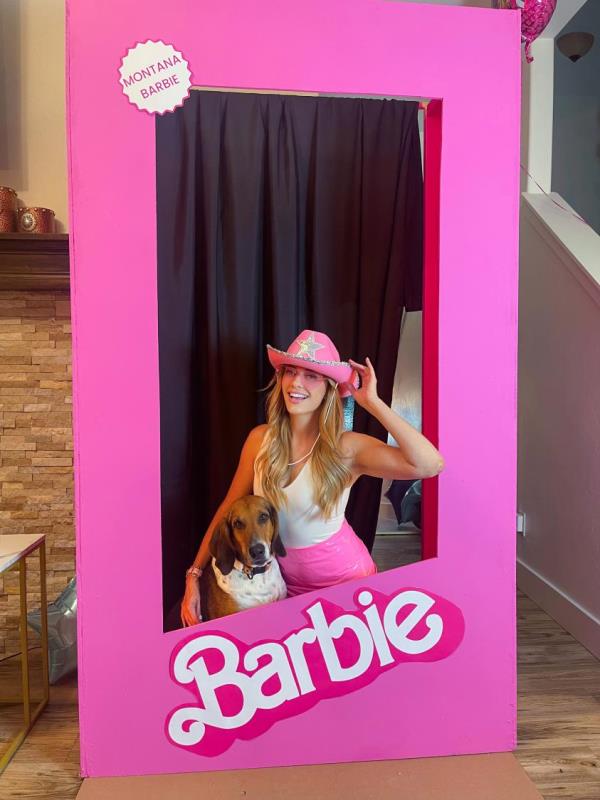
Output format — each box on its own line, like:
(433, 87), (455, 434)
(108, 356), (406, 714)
(66, 0), (521, 778)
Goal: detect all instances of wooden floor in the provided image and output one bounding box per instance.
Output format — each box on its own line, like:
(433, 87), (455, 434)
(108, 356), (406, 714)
(1, 543), (599, 799)
(372, 529), (421, 570)
(516, 591), (600, 799)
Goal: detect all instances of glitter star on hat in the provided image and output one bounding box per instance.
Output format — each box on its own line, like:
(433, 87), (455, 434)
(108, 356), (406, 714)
(295, 333), (325, 358)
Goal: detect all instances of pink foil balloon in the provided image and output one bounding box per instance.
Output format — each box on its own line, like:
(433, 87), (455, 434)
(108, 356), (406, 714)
(494, 0), (557, 62)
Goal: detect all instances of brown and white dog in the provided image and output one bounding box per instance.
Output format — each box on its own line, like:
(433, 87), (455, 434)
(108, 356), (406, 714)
(200, 496), (287, 621)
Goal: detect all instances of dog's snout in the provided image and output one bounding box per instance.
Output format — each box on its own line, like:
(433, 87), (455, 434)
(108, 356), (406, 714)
(249, 542), (266, 560)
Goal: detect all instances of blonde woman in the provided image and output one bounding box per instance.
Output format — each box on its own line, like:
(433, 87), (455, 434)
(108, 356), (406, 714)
(181, 330), (444, 626)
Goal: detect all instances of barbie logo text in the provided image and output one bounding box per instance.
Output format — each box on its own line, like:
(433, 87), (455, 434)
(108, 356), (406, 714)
(166, 588), (464, 755)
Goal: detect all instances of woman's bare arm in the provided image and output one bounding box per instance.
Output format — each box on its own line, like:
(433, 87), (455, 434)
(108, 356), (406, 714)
(180, 423), (267, 626)
(343, 422), (443, 482)
(343, 358), (444, 481)
(188, 423), (267, 571)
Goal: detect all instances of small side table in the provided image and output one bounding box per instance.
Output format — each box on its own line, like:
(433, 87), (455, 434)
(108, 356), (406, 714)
(0, 534), (49, 772)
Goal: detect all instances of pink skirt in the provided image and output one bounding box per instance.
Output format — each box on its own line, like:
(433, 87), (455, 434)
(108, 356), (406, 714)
(278, 519), (377, 597)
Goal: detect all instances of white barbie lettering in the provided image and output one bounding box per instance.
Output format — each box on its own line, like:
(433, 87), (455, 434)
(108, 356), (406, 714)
(167, 588), (452, 749)
(383, 590), (443, 654)
(306, 601), (374, 682)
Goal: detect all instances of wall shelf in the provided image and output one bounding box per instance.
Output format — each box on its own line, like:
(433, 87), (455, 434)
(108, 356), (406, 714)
(0, 233), (70, 291)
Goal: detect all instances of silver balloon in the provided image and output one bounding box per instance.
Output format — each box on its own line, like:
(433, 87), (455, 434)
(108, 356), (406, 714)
(28, 578), (77, 684)
(400, 480), (422, 528)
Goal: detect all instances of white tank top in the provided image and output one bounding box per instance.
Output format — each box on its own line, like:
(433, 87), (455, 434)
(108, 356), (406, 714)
(253, 449), (351, 549)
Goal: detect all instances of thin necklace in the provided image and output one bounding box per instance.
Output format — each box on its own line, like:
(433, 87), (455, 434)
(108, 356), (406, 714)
(288, 434), (320, 466)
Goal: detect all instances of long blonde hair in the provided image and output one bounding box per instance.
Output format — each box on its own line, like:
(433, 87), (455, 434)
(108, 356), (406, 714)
(255, 372), (352, 518)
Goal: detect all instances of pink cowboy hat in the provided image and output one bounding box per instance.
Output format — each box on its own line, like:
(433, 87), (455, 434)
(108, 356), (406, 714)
(267, 330), (359, 398)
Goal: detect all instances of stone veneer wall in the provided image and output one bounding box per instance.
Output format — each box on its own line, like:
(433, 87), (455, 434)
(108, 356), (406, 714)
(0, 291), (73, 657)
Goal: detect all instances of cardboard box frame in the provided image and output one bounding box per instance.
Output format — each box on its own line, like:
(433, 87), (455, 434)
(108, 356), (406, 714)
(66, 0), (521, 778)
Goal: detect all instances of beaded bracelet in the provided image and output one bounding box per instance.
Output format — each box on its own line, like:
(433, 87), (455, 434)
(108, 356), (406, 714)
(186, 566), (202, 579)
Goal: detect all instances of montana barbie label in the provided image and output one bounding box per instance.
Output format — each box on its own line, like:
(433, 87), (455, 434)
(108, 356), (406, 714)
(119, 40), (191, 114)
(166, 587), (465, 756)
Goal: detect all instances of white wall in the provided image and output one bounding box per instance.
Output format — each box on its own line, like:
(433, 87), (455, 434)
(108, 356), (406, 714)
(518, 193), (600, 658)
(0, 1), (68, 231)
(518, 3), (600, 657)
(391, 311), (422, 436)
(543, 0), (589, 39)
(521, 38), (555, 193)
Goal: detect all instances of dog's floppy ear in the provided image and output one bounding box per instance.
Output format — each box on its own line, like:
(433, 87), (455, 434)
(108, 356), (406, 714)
(268, 502), (286, 557)
(210, 518), (236, 575)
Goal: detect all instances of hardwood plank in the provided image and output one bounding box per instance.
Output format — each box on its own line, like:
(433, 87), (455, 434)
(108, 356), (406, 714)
(516, 590), (600, 798)
(372, 532), (421, 570)
(0, 674), (81, 799)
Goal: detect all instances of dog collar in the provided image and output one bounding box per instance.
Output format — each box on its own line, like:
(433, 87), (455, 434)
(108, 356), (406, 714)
(233, 559), (272, 581)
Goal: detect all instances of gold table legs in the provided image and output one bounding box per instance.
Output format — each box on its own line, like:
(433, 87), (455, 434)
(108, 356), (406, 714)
(0, 540), (50, 773)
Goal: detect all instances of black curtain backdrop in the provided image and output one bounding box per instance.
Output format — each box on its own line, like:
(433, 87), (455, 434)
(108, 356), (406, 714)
(157, 91), (423, 628)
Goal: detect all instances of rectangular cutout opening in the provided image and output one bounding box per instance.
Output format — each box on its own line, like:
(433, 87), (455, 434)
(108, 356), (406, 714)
(156, 88), (442, 631)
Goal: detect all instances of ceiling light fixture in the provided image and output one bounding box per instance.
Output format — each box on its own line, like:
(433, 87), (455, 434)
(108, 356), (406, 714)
(556, 32), (595, 63)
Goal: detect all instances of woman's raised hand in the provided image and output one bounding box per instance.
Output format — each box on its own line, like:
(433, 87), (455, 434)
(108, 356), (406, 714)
(180, 577), (202, 627)
(347, 357), (381, 411)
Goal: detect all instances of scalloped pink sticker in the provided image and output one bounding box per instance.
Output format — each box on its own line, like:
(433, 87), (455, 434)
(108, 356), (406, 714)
(119, 40), (191, 114)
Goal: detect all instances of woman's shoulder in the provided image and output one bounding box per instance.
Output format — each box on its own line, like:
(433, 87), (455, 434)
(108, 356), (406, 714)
(239, 424), (269, 470)
(338, 430), (361, 455)
(337, 431), (366, 485)
(338, 430), (378, 463)
(246, 424), (269, 454)
(337, 431), (360, 467)
(248, 423), (268, 439)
